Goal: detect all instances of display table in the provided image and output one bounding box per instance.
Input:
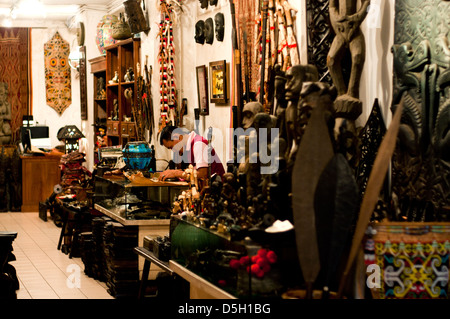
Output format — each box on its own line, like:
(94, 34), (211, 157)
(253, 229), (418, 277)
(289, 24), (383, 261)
(93, 174), (188, 280)
(21, 154), (61, 212)
(94, 204), (170, 278)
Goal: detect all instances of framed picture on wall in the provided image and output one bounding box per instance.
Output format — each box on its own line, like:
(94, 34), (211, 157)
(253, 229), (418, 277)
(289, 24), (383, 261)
(209, 60), (227, 104)
(196, 65), (209, 115)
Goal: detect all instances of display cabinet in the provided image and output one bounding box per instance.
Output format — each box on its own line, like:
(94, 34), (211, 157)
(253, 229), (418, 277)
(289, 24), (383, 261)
(93, 174), (188, 279)
(89, 56), (107, 165)
(93, 174), (188, 221)
(169, 216), (298, 298)
(104, 38), (140, 147)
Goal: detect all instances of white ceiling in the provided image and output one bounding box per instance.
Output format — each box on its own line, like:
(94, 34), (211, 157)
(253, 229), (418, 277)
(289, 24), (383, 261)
(0, 0), (111, 5)
(0, 0), (116, 24)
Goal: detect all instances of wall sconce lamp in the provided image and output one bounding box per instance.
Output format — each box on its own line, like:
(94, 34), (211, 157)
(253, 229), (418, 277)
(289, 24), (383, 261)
(68, 46), (83, 71)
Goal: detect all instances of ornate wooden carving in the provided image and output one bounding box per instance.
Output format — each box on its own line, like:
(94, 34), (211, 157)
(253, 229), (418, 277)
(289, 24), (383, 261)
(79, 46), (87, 121)
(306, 0), (334, 85)
(391, 0), (450, 221)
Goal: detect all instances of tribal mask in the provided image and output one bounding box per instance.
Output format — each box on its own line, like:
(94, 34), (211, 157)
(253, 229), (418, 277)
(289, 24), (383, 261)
(205, 18), (214, 45)
(195, 20), (205, 44)
(214, 13), (224, 42)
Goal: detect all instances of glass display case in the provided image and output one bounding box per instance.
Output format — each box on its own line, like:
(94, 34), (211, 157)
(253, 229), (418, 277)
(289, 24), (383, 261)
(94, 175), (188, 221)
(169, 216), (298, 298)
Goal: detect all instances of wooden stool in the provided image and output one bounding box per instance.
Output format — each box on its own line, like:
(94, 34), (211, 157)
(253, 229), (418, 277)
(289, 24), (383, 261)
(57, 204), (91, 258)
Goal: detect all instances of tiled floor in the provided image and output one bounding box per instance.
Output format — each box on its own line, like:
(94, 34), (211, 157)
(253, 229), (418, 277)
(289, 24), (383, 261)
(0, 212), (113, 299)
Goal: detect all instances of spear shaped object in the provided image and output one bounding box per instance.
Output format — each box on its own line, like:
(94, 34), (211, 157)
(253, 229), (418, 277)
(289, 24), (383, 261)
(292, 98), (334, 299)
(282, 0), (299, 66)
(337, 96), (405, 298)
(314, 151), (359, 299)
(275, 0), (289, 71)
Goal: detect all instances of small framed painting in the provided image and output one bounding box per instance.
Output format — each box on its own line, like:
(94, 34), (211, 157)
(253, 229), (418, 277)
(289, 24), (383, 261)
(209, 60), (227, 104)
(196, 65), (209, 115)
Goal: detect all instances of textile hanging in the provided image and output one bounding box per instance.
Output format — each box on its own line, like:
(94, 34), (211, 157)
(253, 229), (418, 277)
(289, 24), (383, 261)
(44, 32), (71, 115)
(0, 28), (31, 141)
(365, 223), (450, 299)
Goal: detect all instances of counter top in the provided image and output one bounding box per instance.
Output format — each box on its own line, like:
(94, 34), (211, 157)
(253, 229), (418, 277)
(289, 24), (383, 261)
(97, 174), (189, 188)
(94, 204), (171, 226)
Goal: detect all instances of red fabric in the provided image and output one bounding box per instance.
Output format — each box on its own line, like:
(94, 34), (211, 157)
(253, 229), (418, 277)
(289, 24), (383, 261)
(189, 134), (225, 177)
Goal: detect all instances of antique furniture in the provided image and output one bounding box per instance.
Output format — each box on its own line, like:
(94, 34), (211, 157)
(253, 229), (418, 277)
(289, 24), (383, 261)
(104, 38), (140, 147)
(21, 154), (61, 212)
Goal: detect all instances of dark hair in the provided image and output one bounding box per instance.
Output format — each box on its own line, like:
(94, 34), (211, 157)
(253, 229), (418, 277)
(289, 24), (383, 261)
(159, 126), (189, 145)
(160, 126), (176, 145)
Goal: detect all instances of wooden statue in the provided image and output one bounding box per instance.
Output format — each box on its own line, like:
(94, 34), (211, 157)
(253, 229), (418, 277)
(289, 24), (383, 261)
(283, 64), (319, 163)
(327, 0), (370, 121)
(0, 83), (12, 145)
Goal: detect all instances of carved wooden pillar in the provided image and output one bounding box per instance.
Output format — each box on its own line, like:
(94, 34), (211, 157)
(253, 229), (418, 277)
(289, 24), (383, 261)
(306, 0), (334, 85)
(391, 0), (450, 221)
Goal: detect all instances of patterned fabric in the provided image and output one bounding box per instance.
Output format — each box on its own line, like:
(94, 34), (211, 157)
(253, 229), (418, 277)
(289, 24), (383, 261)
(44, 32), (71, 115)
(0, 28), (30, 140)
(365, 223), (450, 299)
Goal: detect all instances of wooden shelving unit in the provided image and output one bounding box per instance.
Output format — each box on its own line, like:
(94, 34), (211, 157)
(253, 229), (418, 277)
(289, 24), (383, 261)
(104, 37), (141, 147)
(89, 55), (107, 164)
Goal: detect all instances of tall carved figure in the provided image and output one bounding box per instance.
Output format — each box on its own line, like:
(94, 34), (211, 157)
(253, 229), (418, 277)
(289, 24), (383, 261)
(0, 83), (12, 145)
(327, 0), (370, 121)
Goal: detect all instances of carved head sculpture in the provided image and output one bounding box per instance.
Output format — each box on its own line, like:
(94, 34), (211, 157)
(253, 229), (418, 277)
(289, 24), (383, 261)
(284, 64), (319, 102)
(242, 101), (264, 129)
(214, 13), (224, 42)
(199, 0), (208, 9)
(274, 64), (287, 107)
(297, 82), (336, 138)
(205, 18), (214, 45)
(195, 20), (205, 44)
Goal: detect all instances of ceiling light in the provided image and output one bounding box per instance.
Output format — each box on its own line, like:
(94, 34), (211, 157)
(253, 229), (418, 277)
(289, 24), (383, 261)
(2, 18), (12, 27)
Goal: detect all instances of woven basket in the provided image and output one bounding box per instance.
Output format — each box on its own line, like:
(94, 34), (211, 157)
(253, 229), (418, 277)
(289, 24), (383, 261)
(365, 222), (450, 299)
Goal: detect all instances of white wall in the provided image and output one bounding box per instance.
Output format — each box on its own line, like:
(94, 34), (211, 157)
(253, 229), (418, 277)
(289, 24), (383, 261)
(135, 0), (233, 169)
(27, 0), (396, 172)
(31, 24), (81, 150)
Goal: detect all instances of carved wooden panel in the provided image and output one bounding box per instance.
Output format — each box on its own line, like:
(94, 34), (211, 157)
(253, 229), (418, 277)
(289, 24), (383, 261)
(306, 0), (333, 84)
(80, 46), (87, 120)
(391, 0), (450, 221)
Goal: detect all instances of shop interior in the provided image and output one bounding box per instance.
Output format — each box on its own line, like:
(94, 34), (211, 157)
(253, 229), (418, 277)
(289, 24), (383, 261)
(0, 0), (449, 301)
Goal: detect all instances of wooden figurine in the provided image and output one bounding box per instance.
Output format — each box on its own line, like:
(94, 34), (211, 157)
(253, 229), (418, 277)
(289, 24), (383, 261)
(327, 0), (370, 121)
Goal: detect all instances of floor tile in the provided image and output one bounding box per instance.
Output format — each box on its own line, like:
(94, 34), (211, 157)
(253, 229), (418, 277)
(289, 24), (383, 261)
(0, 212), (114, 299)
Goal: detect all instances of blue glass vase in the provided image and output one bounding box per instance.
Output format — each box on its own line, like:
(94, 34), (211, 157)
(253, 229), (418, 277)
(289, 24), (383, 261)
(122, 141), (153, 170)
